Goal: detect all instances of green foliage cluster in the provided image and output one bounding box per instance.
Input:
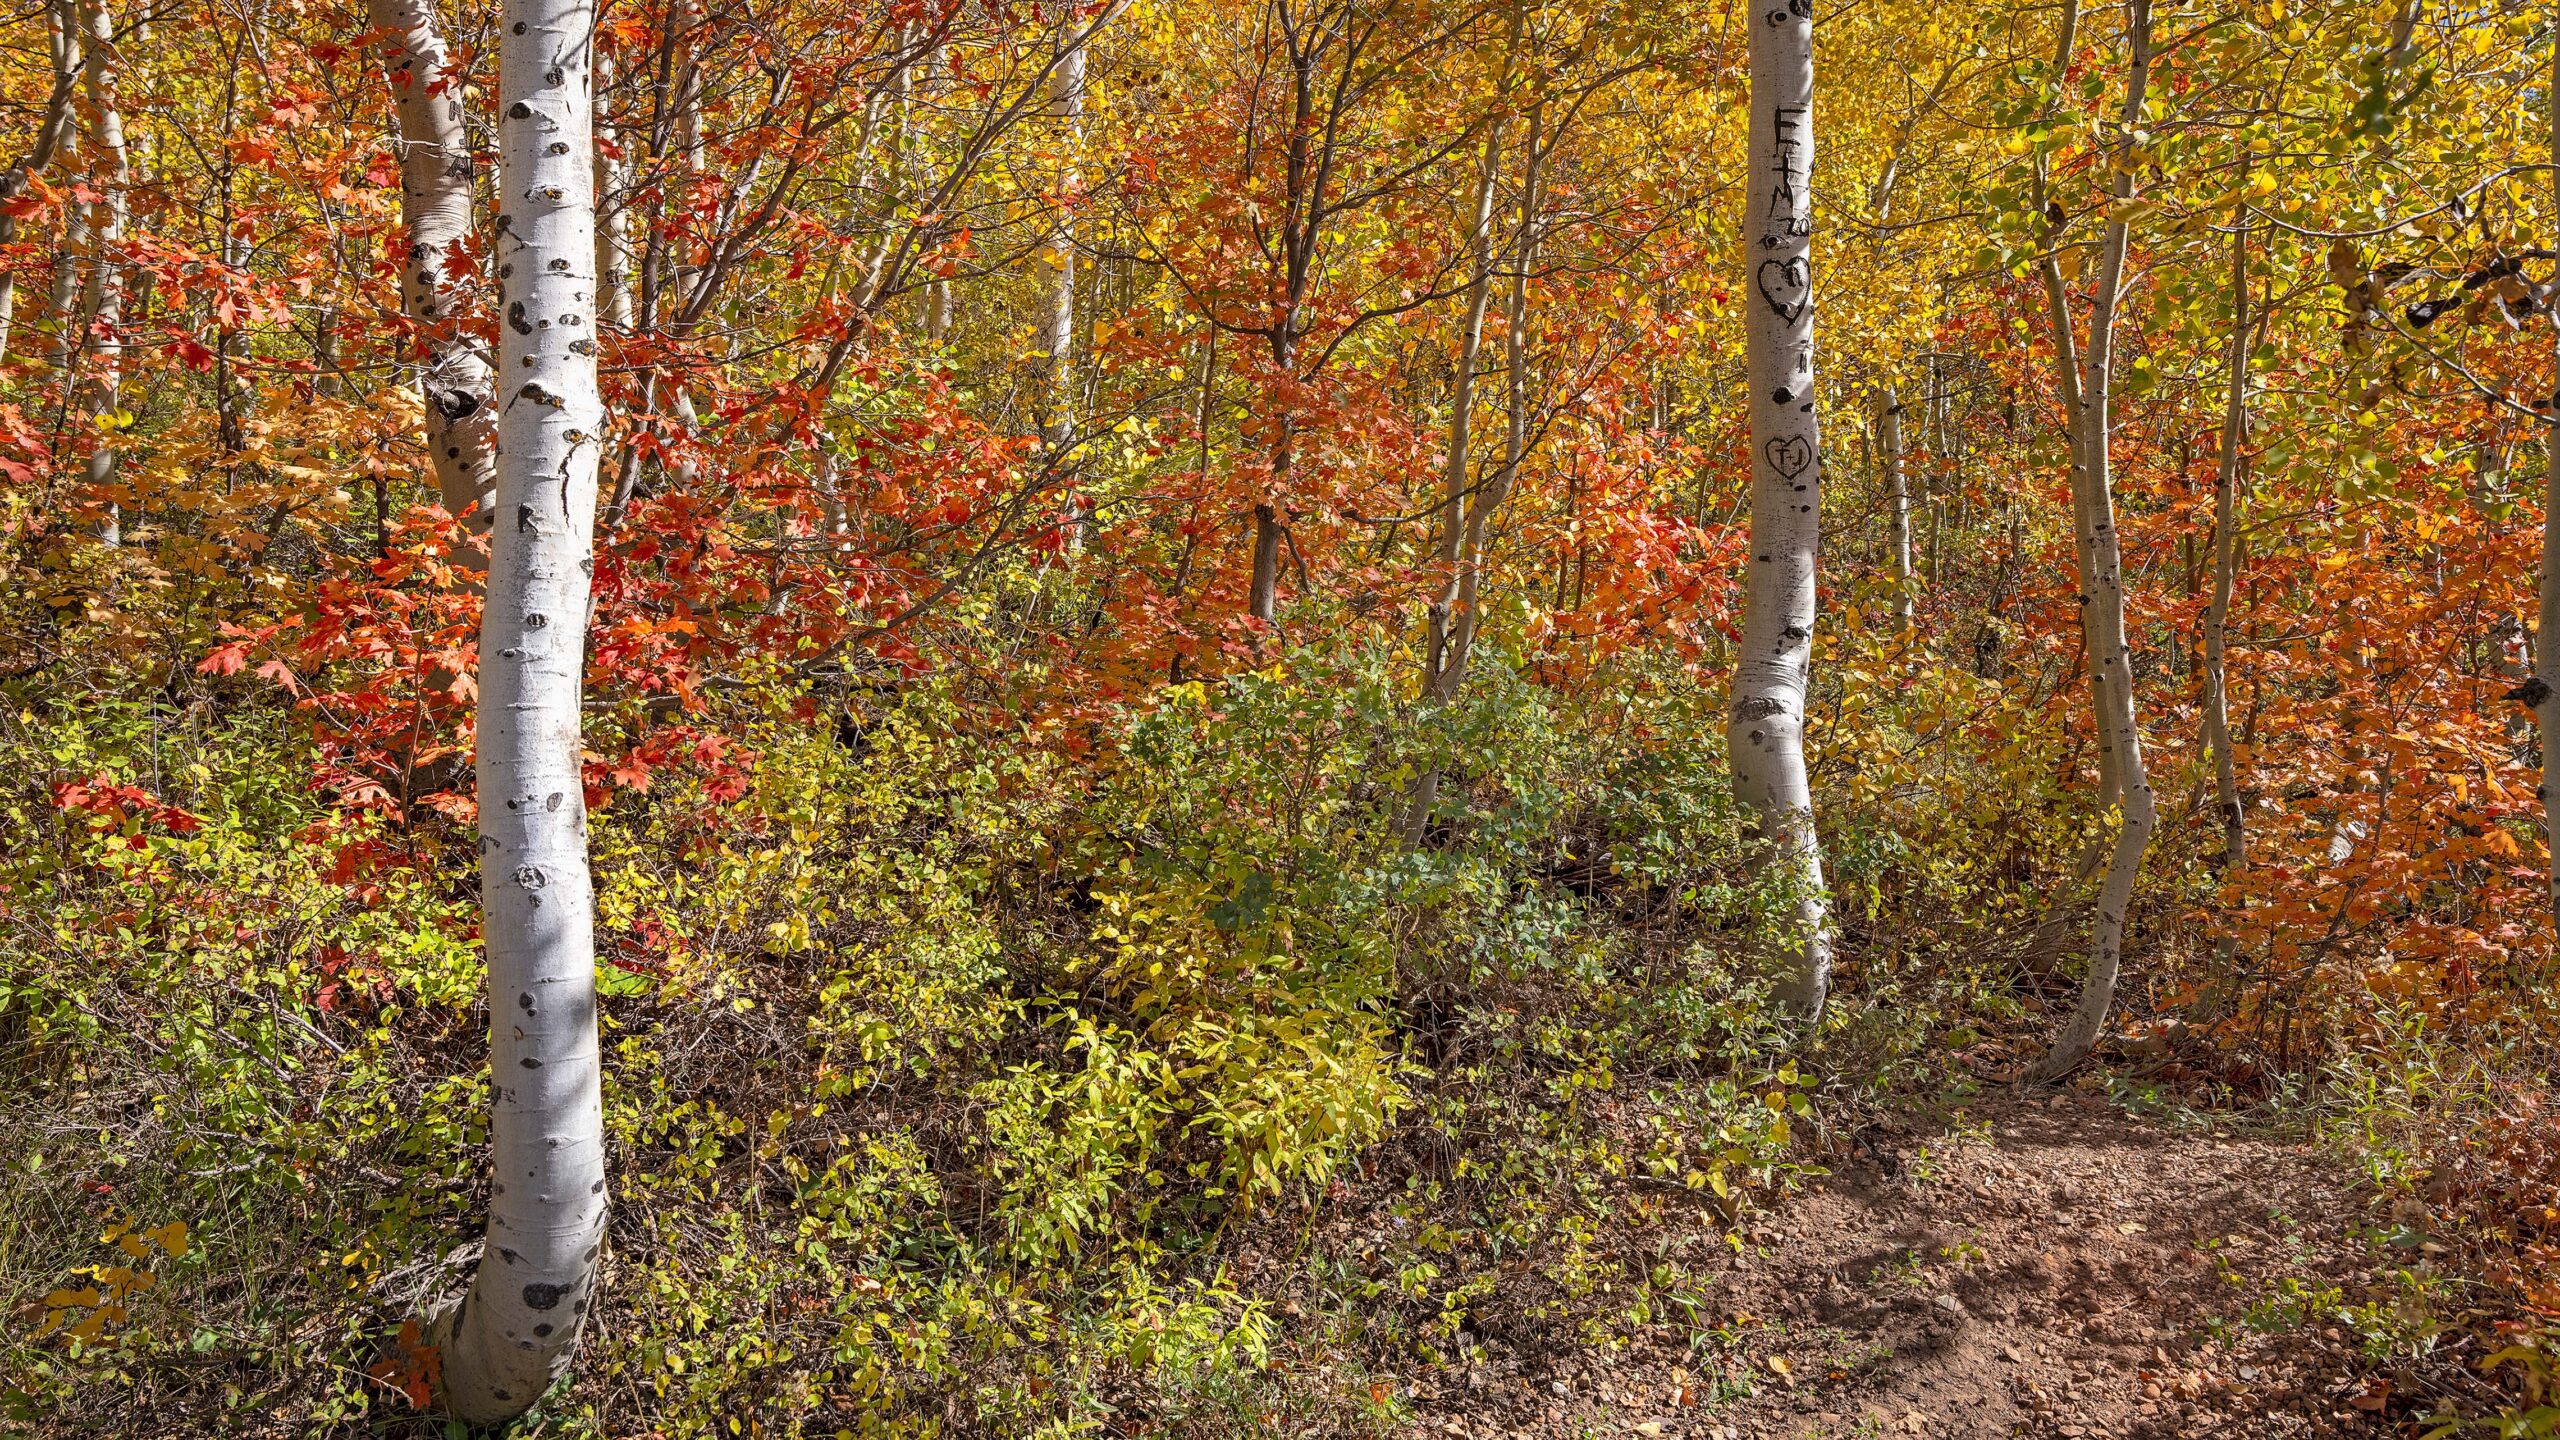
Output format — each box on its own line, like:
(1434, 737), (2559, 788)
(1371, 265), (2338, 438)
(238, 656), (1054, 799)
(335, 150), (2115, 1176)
(0, 638), (1854, 1436)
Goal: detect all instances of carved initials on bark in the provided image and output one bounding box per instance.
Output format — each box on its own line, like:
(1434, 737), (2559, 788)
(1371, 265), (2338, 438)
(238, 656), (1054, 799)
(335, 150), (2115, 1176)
(1764, 434), (1813, 480)
(1756, 256), (1809, 323)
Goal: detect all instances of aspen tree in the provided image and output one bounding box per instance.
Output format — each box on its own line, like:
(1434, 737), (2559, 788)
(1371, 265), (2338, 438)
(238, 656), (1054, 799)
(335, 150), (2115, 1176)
(0, 0), (80, 365)
(1879, 385), (1910, 618)
(1044, 21), (1087, 457)
(1729, 0), (1830, 1017)
(596, 48), (633, 332)
(372, 0), (497, 528)
(2030, 0), (2153, 1080)
(1045, 15), (1096, 552)
(42, 8), (82, 381)
(76, 0), (127, 544)
(429, 0), (609, 1417)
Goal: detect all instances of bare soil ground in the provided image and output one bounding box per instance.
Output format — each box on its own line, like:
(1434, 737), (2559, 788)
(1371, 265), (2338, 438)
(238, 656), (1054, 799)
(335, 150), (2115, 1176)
(1398, 1090), (2440, 1440)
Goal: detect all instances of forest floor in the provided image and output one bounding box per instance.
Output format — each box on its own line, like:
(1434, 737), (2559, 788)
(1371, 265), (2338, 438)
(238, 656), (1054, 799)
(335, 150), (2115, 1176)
(1391, 1088), (2472, 1440)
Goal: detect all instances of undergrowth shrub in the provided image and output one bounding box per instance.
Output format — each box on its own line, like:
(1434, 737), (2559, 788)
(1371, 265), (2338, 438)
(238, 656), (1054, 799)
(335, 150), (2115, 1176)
(0, 636), (1833, 1436)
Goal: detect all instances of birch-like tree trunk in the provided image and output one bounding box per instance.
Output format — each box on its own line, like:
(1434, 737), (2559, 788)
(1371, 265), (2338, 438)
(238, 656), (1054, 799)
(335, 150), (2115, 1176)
(925, 278), (952, 342)
(0, 0), (81, 366)
(1730, 0), (1830, 1017)
(2204, 211), (2249, 877)
(595, 46), (634, 332)
(76, 0), (127, 544)
(2030, 0), (2154, 1081)
(430, 0), (609, 1419)
(43, 28), (83, 385)
(1043, 26), (1086, 455)
(372, 0), (496, 529)
(1878, 384), (1910, 618)
(1044, 22), (1090, 552)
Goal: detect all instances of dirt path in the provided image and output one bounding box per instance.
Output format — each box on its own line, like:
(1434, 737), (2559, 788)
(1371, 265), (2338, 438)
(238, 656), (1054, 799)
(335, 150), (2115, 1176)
(1405, 1091), (2415, 1440)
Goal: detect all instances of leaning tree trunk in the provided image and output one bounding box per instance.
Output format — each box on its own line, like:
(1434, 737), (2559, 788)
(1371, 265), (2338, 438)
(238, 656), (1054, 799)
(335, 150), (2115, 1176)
(372, 0), (496, 529)
(1729, 0), (1831, 1018)
(2031, 0), (2154, 1081)
(75, 0), (127, 545)
(429, 0), (609, 1421)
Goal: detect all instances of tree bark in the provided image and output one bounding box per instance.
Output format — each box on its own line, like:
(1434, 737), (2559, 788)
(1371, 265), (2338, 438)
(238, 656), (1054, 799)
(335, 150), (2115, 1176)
(1044, 19), (1093, 552)
(42, 16), (83, 387)
(430, 0), (609, 1420)
(2031, 0), (2155, 1082)
(372, 0), (497, 529)
(0, 0), (81, 367)
(595, 45), (634, 332)
(76, 0), (127, 545)
(1729, 0), (1831, 1018)
(1044, 24), (1086, 456)
(1879, 384), (1910, 618)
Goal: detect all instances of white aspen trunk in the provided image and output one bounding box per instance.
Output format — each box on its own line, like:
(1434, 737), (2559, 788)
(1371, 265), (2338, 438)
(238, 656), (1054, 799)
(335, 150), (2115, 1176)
(430, 0), (608, 1419)
(43, 25), (83, 388)
(373, 0), (497, 529)
(2032, 0), (2154, 1081)
(1879, 384), (1910, 618)
(925, 278), (952, 342)
(1730, 0), (1830, 1017)
(0, 0), (80, 367)
(42, 3), (83, 381)
(75, 0), (126, 545)
(595, 46), (633, 331)
(2030, 0), (2120, 833)
(1044, 25), (1088, 554)
(2204, 212), (2248, 877)
(1043, 29), (1085, 456)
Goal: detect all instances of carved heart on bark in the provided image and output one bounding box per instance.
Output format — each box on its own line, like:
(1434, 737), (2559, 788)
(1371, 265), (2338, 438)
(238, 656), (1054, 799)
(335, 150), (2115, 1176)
(1764, 434), (1814, 480)
(1755, 256), (1810, 324)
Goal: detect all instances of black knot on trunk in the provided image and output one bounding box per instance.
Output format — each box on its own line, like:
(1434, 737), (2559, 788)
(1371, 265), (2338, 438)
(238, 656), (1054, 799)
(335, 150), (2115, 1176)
(2506, 676), (2552, 709)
